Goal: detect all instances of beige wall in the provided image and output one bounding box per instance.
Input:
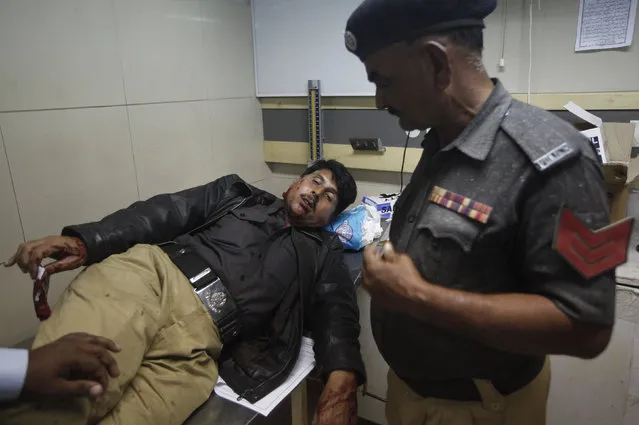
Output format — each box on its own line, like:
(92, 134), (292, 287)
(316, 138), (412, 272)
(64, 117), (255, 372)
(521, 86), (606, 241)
(253, 0), (639, 97)
(483, 0), (639, 95)
(0, 0), (268, 346)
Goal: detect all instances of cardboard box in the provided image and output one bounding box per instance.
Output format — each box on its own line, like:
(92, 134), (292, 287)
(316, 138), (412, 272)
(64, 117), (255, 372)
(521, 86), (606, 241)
(362, 194), (398, 220)
(564, 102), (638, 222)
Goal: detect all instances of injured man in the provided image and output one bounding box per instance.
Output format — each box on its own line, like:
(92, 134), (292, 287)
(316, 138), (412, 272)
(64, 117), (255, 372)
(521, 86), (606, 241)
(1, 159), (365, 425)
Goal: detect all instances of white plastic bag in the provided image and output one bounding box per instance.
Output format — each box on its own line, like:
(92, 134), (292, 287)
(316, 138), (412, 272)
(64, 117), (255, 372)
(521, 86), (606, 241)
(325, 204), (383, 251)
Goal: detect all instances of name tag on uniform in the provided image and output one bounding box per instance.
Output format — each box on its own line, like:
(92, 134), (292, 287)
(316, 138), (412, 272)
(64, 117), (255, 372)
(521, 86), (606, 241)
(428, 186), (493, 224)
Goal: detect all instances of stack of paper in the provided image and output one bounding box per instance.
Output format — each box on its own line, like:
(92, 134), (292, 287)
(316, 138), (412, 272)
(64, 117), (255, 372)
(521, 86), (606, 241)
(214, 337), (316, 416)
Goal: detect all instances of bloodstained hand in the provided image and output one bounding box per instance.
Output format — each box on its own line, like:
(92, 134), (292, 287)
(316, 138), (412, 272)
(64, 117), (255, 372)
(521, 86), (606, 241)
(4, 236), (87, 279)
(312, 371), (358, 425)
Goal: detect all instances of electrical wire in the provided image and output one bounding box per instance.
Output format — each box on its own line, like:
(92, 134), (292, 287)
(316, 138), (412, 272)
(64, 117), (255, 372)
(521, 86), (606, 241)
(527, 0), (533, 104)
(400, 133), (410, 192)
(499, 0), (508, 63)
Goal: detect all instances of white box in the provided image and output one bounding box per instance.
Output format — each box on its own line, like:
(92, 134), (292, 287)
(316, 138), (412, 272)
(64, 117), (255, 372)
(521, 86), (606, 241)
(563, 102), (638, 222)
(362, 194), (398, 220)
(564, 101), (608, 163)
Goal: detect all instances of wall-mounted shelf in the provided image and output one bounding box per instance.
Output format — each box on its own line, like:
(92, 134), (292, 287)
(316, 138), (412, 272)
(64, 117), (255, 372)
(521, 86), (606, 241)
(264, 141), (421, 173)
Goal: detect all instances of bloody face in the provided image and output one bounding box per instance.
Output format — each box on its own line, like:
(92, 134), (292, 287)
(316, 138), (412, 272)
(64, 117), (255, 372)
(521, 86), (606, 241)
(283, 169), (339, 227)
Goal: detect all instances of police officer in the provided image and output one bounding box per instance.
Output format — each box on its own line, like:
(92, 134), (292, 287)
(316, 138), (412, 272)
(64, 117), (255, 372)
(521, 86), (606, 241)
(345, 1), (623, 424)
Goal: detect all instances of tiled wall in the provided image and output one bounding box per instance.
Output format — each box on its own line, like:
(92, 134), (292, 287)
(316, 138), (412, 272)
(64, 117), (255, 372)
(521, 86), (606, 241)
(0, 0), (268, 346)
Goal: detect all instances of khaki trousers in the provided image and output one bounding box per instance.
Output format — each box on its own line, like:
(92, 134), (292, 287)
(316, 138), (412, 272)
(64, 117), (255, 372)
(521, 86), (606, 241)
(386, 358), (551, 425)
(0, 244), (222, 425)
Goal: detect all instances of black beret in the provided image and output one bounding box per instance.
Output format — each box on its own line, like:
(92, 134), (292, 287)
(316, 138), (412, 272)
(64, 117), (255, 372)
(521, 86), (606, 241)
(345, 0), (497, 60)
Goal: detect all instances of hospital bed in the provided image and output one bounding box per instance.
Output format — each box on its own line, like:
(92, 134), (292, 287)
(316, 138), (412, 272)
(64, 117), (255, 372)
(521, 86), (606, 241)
(14, 251), (364, 425)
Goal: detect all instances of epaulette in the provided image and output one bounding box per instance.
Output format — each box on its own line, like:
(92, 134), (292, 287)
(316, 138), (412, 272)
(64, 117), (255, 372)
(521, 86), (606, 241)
(501, 100), (582, 173)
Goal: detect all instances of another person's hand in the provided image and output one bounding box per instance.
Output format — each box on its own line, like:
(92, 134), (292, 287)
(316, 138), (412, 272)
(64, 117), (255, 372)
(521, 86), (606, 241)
(312, 371), (358, 425)
(21, 333), (121, 401)
(362, 242), (426, 313)
(4, 236), (87, 279)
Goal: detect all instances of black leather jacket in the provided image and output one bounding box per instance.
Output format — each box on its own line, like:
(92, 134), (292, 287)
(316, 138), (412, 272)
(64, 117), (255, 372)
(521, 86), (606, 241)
(62, 174), (365, 402)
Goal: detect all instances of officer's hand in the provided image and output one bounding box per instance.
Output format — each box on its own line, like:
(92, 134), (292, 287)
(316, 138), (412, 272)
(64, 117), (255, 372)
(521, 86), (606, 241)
(362, 242), (425, 310)
(4, 236), (87, 279)
(312, 371), (358, 425)
(21, 333), (121, 401)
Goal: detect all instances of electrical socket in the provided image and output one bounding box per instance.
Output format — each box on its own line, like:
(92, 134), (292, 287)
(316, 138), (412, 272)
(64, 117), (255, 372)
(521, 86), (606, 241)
(350, 137), (385, 152)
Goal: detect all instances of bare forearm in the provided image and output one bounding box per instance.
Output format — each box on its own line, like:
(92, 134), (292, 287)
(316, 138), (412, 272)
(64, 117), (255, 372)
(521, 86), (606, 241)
(408, 281), (611, 358)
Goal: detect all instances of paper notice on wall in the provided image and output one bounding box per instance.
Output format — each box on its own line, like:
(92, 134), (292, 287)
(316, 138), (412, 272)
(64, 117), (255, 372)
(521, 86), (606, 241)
(575, 0), (637, 51)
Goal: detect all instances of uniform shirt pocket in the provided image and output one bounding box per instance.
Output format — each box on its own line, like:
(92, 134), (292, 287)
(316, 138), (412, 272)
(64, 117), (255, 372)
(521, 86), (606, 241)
(417, 204), (482, 252)
(412, 204), (484, 287)
(231, 207), (268, 224)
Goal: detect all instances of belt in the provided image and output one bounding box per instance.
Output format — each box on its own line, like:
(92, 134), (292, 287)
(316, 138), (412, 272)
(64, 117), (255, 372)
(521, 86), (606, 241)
(406, 356), (546, 401)
(161, 243), (241, 344)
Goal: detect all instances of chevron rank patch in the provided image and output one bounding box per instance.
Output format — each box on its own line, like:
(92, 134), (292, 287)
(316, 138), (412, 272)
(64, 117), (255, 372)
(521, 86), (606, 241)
(428, 186), (493, 224)
(553, 207), (634, 279)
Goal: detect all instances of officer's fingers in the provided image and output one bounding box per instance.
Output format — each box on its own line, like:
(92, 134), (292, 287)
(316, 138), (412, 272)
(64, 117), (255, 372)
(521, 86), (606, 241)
(381, 242), (398, 261)
(360, 264), (376, 292)
(83, 345), (120, 378)
(363, 246), (389, 287)
(398, 253), (417, 269)
(97, 349), (120, 378)
(65, 333), (121, 377)
(360, 264), (369, 283)
(71, 354), (111, 391)
(56, 380), (104, 400)
(362, 245), (380, 271)
(69, 332), (121, 353)
(89, 335), (121, 353)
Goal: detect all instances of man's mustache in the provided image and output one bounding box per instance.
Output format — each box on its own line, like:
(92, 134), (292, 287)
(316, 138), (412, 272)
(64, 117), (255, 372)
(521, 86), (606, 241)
(300, 193), (317, 211)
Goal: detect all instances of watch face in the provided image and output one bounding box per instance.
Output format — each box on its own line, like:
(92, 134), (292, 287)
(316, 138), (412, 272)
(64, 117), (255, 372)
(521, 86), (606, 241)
(205, 290), (227, 314)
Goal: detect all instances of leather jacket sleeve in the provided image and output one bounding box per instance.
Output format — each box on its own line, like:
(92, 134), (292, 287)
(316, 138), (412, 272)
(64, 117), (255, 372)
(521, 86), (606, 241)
(61, 174), (243, 265)
(309, 248), (366, 385)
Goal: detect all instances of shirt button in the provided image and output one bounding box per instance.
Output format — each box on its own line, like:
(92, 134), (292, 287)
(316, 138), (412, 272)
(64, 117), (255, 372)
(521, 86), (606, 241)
(408, 215), (416, 223)
(490, 402), (503, 412)
(258, 254), (263, 259)
(240, 275), (245, 281)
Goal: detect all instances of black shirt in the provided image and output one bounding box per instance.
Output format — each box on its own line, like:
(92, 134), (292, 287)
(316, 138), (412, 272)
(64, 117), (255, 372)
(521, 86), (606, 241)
(373, 80), (615, 393)
(176, 199), (297, 337)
